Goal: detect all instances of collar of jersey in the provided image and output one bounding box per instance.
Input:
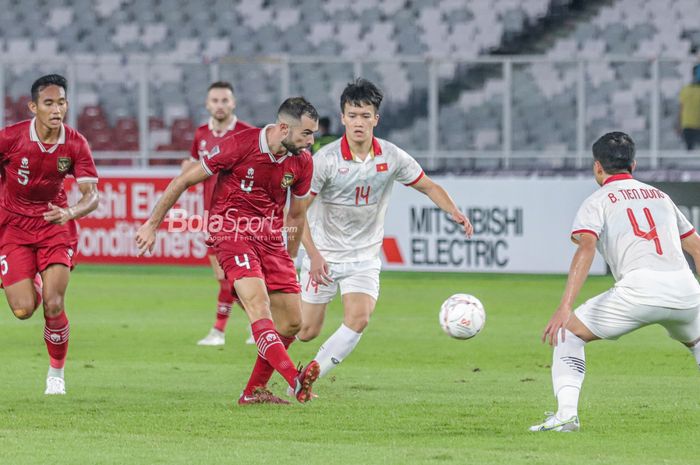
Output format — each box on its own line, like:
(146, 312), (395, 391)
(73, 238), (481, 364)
(29, 117), (65, 153)
(258, 124), (288, 164)
(340, 134), (383, 162)
(603, 173), (633, 185)
(208, 115), (237, 137)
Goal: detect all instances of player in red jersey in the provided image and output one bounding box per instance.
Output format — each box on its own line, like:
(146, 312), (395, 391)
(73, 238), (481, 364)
(0, 74), (100, 395)
(136, 97), (320, 404)
(181, 81), (255, 347)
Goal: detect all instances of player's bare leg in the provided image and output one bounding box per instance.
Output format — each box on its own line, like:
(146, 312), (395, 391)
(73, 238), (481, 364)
(235, 278), (318, 403)
(311, 293), (375, 379)
(40, 264), (71, 395)
(198, 256), (233, 346)
(4, 277), (42, 320)
(531, 314), (599, 432)
(296, 302), (329, 342)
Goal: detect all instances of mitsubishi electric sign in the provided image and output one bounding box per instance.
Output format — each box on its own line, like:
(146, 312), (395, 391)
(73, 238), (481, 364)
(381, 177), (607, 274)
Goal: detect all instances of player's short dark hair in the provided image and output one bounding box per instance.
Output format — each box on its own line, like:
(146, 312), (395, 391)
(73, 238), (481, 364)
(277, 97), (319, 122)
(592, 132), (635, 174)
(208, 81), (235, 94)
(340, 78), (383, 113)
(31, 74), (67, 102)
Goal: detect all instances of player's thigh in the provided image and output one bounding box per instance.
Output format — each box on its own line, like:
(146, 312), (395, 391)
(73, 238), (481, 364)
(659, 306), (700, 344)
(257, 243), (299, 295)
(216, 241), (264, 292)
(269, 291), (302, 336)
(0, 244), (37, 289)
(300, 256), (338, 305)
(298, 301), (329, 341)
(574, 288), (648, 340)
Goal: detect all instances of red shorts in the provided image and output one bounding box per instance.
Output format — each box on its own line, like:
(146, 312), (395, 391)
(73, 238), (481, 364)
(0, 208), (78, 287)
(213, 237), (299, 298)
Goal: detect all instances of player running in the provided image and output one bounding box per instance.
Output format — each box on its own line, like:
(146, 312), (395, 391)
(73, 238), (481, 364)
(136, 97), (320, 404)
(530, 132), (700, 432)
(181, 81), (255, 347)
(296, 78), (473, 388)
(0, 74), (100, 395)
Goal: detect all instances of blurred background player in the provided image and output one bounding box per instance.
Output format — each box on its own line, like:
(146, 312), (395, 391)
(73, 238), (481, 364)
(136, 97), (321, 404)
(0, 74), (100, 395)
(181, 81), (255, 347)
(310, 116), (339, 153)
(678, 64), (700, 150)
(295, 78), (473, 389)
(530, 132), (700, 432)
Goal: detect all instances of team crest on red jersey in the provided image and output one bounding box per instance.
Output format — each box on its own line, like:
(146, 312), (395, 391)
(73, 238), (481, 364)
(57, 157), (72, 173)
(281, 172), (294, 189)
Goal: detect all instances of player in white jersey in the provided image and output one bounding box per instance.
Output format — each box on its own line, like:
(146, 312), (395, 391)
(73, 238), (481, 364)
(530, 132), (700, 432)
(295, 79), (473, 387)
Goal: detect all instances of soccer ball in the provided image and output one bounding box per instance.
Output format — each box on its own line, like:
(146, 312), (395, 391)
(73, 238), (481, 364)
(439, 293), (486, 340)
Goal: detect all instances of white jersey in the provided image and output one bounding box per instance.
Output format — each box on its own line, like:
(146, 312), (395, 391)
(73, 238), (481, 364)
(309, 135), (424, 263)
(572, 174), (700, 309)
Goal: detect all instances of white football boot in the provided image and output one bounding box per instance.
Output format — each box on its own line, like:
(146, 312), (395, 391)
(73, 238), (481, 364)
(529, 412), (580, 432)
(44, 377), (66, 395)
(197, 328), (225, 346)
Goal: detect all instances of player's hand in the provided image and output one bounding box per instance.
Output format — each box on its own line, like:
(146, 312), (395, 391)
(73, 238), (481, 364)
(135, 222), (157, 257)
(309, 252), (332, 286)
(541, 306), (572, 346)
(451, 210), (473, 238)
(43, 203), (74, 225)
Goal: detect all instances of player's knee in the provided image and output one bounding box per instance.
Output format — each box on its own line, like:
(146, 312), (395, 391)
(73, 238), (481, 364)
(42, 295), (65, 315)
(347, 315), (370, 332)
(297, 326), (320, 342)
(11, 307), (34, 320)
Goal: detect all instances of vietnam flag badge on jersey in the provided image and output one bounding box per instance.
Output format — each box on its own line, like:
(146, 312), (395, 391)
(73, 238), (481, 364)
(376, 163), (388, 172)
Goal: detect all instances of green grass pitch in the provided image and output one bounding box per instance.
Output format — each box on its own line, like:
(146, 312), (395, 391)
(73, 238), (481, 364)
(1, 265), (698, 464)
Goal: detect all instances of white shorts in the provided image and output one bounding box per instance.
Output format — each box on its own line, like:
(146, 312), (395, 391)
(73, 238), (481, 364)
(300, 257), (381, 304)
(575, 287), (700, 342)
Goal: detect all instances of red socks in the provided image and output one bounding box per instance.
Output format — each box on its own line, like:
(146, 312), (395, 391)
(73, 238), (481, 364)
(44, 310), (69, 369)
(243, 319), (296, 394)
(214, 280), (234, 332)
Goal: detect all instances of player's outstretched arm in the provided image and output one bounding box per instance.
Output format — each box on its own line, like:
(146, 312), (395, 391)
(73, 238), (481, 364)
(44, 182), (99, 225)
(299, 196), (332, 285)
(135, 163), (210, 256)
(410, 175), (473, 237)
(681, 232), (700, 276)
(543, 233), (597, 346)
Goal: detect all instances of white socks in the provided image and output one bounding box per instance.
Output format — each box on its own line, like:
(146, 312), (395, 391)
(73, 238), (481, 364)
(552, 329), (586, 420)
(689, 340), (700, 370)
(314, 324), (362, 378)
(48, 366), (64, 379)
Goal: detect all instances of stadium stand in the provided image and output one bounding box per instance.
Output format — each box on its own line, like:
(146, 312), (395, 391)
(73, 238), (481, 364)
(1, 0), (699, 167)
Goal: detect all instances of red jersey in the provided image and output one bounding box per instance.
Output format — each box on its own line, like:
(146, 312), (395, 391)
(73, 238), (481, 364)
(190, 117), (254, 212)
(201, 125), (312, 244)
(0, 119), (98, 218)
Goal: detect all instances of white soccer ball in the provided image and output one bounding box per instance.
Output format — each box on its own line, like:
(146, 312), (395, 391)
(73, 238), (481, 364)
(439, 293), (486, 340)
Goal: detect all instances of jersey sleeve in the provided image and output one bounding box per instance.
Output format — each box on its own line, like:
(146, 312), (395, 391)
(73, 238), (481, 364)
(293, 153), (313, 198)
(571, 196), (603, 242)
(394, 147), (424, 186)
(674, 203), (696, 238)
(0, 128), (12, 161)
(72, 137), (99, 183)
(200, 136), (238, 176)
(189, 131), (200, 161)
(310, 152), (330, 195)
